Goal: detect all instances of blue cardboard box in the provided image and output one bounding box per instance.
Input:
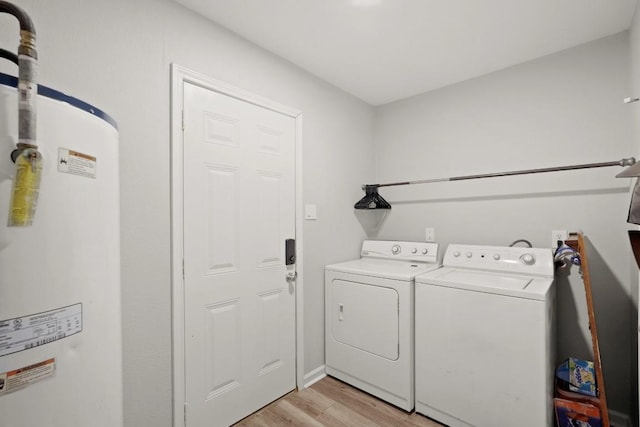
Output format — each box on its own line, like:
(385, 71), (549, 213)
(556, 358), (597, 397)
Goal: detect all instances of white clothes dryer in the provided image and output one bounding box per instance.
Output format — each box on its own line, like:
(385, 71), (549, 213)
(415, 244), (556, 427)
(325, 240), (440, 411)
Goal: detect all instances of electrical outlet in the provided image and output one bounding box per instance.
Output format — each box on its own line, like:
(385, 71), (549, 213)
(551, 230), (567, 248)
(425, 227), (435, 242)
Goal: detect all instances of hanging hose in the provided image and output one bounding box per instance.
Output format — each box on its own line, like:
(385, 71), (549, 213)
(1, 1), (40, 226)
(509, 239), (533, 248)
(0, 48), (18, 65)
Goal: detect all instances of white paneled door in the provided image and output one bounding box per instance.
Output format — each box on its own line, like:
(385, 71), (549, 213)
(182, 81), (296, 426)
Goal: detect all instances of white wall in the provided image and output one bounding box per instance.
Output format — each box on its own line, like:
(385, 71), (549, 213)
(0, 1), (374, 426)
(374, 33), (636, 419)
(3, 0), (637, 424)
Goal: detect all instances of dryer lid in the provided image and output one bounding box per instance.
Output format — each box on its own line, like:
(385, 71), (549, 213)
(326, 257), (440, 281)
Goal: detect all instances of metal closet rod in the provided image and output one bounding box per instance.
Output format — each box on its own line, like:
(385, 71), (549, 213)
(363, 157), (636, 189)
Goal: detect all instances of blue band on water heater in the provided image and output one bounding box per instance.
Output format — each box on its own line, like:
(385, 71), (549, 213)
(0, 72), (118, 130)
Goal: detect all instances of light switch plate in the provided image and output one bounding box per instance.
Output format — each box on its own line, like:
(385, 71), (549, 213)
(305, 204), (317, 220)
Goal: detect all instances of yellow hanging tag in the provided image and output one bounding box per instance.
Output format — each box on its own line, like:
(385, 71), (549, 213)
(8, 148), (43, 227)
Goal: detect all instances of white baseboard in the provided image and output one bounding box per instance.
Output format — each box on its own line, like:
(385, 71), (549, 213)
(301, 365), (326, 389)
(609, 409), (632, 427)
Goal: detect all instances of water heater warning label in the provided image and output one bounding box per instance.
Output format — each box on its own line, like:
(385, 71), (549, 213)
(58, 148), (97, 179)
(0, 358), (55, 397)
(0, 304), (82, 358)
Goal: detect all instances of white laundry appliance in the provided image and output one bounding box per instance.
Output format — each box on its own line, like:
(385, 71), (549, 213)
(325, 240), (440, 411)
(414, 244), (555, 427)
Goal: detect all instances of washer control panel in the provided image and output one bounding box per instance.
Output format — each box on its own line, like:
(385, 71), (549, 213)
(444, 244), (553, 277)
(361, 240), (439, 263)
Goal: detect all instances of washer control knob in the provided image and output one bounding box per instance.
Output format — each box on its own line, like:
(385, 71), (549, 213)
(521, 254), (535, 265)
(466, 252), (473, 258)
(493, 254), (500, 260)
(421, 248), (428, 254)
(411, 248), (417, 254)
(453, 251), (461, 257)
(391, 244), (401, 255)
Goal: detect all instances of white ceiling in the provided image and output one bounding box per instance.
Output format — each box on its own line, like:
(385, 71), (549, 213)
(174, 0), (638, 106)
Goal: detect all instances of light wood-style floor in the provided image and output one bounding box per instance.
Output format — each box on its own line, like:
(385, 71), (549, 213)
(234, 376), (444, 426)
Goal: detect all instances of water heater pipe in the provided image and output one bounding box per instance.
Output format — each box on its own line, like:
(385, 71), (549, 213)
(0, 1), (38, 157)
(1, 1), (41, 227)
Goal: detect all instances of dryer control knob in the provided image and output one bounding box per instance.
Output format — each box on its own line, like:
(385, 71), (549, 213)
(453, 251), (461, 257)
(421, 248), (428, 254)
(493, 254), (500, 260)
(521, 254), (536, 265)
(391, 244), (401, 255)
(412, 248), (417, 254)
(466, 252), (473, 258)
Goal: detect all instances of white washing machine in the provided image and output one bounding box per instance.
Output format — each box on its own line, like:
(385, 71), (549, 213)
(415, 244), (556, 427)
(325, 240), (440, 411)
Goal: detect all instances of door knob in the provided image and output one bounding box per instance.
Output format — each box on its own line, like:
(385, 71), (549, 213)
(286, 271), (297, 282)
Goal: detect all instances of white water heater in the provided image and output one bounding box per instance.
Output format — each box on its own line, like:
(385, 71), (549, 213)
(0, 73), (122, 426)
